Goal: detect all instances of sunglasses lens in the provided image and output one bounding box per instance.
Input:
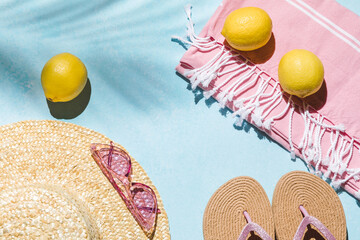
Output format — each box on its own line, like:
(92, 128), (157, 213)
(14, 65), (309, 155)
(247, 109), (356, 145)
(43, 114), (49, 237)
(99, 148), (131, 176)
(131, 183), (157, 230)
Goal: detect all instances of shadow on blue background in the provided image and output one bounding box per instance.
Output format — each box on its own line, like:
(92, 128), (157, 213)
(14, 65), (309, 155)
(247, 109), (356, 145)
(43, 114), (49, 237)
(177, 71), (276, 143)
(46, 78), (91, 119)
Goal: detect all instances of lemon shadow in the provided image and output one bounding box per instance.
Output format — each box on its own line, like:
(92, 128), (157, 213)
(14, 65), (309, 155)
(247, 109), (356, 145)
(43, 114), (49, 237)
(223, 33), (276, 64)
(304, 79), (327, 111)
(46, 78), (91, 119)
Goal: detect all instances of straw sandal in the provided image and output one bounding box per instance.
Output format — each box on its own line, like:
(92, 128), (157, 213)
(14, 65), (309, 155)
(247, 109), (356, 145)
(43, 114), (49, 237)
(272, 171), (347, 240)
(203, 176), (275, 240)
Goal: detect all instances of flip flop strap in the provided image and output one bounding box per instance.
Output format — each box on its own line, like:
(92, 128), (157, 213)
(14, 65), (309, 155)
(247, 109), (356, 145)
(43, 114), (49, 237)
(293, 206), (336, 240)
(237, 211), (273, 240)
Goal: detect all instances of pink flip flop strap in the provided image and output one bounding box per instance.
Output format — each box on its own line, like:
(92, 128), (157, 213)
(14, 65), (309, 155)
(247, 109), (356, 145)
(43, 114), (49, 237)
(237, 211), (273, 240)
(293, 206), (336, 240)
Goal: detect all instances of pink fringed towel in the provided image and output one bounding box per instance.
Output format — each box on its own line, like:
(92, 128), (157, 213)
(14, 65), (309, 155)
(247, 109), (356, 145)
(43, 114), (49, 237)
(174, 0), (360, 199)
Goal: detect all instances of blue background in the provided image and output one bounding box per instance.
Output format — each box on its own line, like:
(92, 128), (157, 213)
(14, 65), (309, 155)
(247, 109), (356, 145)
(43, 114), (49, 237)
(1, 0), (359, 239)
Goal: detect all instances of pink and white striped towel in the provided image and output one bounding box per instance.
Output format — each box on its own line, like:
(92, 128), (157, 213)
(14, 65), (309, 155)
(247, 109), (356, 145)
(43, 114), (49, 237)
(174, 0), (360, 199)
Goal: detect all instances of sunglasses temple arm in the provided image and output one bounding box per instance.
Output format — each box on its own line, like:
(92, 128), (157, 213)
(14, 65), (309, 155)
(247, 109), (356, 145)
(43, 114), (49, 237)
(108, 141), (114, 167)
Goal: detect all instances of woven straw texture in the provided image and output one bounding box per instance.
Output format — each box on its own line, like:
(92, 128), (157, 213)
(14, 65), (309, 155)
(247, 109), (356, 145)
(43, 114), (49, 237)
(0, 120), (170, 240)
(203, 176), (274, 240)
(272, 171), (346, 240)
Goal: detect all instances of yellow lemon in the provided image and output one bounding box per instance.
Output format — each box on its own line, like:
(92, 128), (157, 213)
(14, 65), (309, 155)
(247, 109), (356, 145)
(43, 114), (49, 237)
(221, 7), (272, 51)
(41, 53), (87, 102)
(278, 49), (324, 98)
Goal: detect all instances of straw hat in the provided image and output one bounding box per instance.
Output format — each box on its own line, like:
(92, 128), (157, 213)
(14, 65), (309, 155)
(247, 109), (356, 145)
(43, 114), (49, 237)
(0, 120), (170, 239)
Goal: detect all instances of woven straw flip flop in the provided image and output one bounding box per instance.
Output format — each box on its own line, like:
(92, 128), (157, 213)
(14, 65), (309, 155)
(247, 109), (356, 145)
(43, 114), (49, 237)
(272, 171), (346, 240)
(0, 120), (170, 239)
(203, 176), (275, 240)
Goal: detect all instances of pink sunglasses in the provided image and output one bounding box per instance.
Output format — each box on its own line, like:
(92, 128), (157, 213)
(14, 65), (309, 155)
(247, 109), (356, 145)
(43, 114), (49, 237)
(90, 142), (160, 233)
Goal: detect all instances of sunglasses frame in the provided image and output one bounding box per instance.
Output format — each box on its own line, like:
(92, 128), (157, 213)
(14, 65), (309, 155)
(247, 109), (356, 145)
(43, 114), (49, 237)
(90, 142), (159, 233)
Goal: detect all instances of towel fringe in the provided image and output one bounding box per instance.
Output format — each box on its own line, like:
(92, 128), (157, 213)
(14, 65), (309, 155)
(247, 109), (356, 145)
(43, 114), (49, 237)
(293, 101), (359, 189)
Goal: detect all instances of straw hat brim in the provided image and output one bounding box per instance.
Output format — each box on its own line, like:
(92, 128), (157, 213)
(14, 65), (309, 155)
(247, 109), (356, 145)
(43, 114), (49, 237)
(0, 120), (170, 239)
(203, 176), (275, 240)
(272, 171), (346, 240)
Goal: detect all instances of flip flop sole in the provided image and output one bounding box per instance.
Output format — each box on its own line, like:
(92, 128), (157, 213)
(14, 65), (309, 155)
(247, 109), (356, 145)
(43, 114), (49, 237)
(272, 171), (346, 240)
(203, 176), (275, 240)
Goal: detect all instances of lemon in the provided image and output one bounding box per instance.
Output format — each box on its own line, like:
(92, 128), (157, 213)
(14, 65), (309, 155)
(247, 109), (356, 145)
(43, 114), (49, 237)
(41, 53), (87, 102)
(221, 7), (272, 51)
(278, 49), (324, 98)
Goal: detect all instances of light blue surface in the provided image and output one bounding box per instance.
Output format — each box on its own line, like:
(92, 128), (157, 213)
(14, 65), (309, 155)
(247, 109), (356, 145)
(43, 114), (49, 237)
(0, 0), (359, 239)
